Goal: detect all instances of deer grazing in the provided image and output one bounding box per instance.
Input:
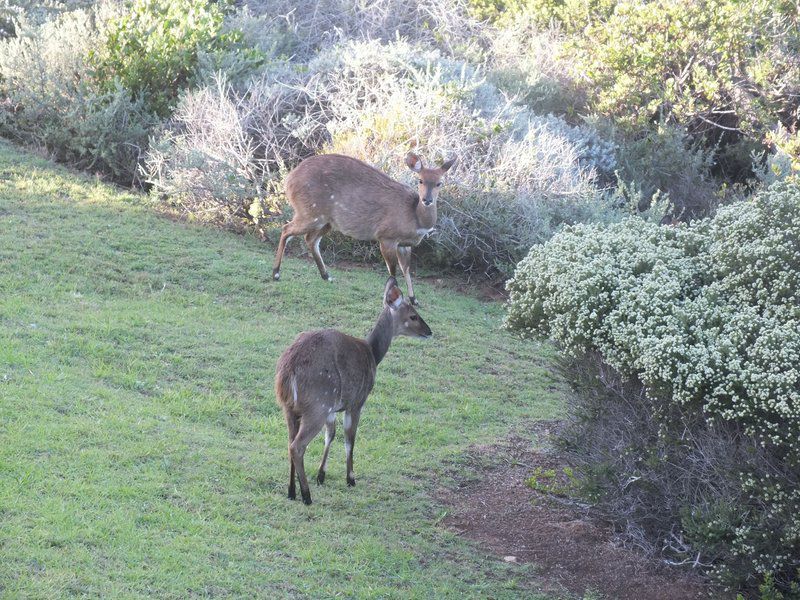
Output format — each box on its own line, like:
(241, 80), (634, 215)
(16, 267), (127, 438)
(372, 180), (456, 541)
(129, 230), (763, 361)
(275, 276), (432, 505)
(272, 152), (455, 305)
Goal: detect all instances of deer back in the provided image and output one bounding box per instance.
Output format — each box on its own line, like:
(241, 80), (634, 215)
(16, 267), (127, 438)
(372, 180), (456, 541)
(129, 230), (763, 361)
(285, 154), (427, 242)
(275, 329), (376, 418)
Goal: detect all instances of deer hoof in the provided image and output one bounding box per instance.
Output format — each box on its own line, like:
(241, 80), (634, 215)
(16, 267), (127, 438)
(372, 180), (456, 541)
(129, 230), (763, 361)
(302, 494), (312, 505)
(316, 471), (326, 485)
(288, 486), (296, 500)
(409, 296), (420, 307)
(272, 271), (281, 281)
(323, 273), (334, 282)
(347, 476), (356, 487)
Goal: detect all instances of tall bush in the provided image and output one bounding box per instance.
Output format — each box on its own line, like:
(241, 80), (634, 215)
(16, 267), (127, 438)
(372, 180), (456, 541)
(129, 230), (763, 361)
(541, 0), (798, 140)
(89, 0), (259, 118)
(0, 6), (157, 184)
(505, 181), (800, 592)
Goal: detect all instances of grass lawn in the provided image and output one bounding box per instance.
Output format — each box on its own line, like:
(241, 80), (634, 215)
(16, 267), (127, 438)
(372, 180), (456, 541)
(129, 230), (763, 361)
(0, 141), (564, 598)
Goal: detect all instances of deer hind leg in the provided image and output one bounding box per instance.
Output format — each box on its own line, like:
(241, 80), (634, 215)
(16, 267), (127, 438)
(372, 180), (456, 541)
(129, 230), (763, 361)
(289, 416), (325, 505)
(284, 411), (300, 500)
(379, 240), (399, 278)
(305, 223), (333, 282)
(396, 245), (418, 306)
(344, 409), (361, 487)
(316, 411), (336, 485)
(272, 220), (305, 281)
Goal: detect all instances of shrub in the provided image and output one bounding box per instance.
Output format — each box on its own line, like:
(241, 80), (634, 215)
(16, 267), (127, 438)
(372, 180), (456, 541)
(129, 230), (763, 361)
(613, 123), (718, 218)
(308, 40), (620, 276)
(242, 0), (484, 60)
(0, 6), (157, 184)
(142, 74), (271, 223)
(566, 0), (799, 141)
(89, 0), (260, 118)
(483, 12), (580, 116)
(505, 181), (800, 593)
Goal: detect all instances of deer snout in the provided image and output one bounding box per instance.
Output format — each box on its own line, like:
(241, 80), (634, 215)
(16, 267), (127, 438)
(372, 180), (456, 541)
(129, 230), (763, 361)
(417, 320), (433, 339)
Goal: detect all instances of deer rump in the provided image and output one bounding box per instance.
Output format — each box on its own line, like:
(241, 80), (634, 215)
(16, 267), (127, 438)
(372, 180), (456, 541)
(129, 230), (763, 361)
(275, 329), (376, 419)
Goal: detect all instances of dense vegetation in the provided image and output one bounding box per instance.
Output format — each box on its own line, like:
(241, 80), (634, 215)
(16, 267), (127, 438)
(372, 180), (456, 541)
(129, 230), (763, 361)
(2, 0), (799, 595)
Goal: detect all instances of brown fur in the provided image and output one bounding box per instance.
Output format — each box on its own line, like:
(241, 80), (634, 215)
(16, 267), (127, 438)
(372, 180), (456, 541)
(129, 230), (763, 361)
(275, 277), (431, 505)
(272, 153), (455, 304)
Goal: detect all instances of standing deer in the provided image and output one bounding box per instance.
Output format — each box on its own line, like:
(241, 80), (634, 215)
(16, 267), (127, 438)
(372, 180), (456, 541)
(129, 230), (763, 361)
(272, 152), (455, 305)
(275, 276), (431, 505)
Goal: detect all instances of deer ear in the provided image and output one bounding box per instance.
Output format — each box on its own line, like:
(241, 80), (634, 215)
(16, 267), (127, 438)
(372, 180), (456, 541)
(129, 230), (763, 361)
(384, 277), (403, 308)
(440, 157), (456, 172)
(405, 152), (423, 172)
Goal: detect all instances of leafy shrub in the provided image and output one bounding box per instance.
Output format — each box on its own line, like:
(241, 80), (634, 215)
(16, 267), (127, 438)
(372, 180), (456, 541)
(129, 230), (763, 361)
(613, 123), (718, 218)
(89, 0), (260, 118)
(193, 7), (294, 90)
(564, 0), (798, 141)
(505, 181), (800, 593)
(0, 6), (157, 184)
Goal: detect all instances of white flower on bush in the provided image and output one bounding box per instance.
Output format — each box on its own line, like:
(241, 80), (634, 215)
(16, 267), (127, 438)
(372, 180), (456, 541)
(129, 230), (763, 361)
(506, 181), (800, 445)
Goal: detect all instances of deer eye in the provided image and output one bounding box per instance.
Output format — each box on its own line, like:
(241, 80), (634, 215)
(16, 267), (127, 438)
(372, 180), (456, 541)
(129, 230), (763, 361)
(436, 182), (442, 187)
(418, 179), (424, 185)
(409, 315), (419, 321)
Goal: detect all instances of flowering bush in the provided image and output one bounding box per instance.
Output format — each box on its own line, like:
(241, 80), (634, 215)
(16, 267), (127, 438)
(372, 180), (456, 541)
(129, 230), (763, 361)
(505, 181), (800, 591)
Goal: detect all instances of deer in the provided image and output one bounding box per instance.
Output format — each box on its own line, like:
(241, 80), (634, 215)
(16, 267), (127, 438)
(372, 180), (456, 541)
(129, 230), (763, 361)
(271, 152), (456, 306)
(275, 276), (432, 505)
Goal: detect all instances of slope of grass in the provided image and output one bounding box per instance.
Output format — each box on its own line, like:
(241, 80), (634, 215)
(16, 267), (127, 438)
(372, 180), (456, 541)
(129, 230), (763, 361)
(0, 141), (564, 598)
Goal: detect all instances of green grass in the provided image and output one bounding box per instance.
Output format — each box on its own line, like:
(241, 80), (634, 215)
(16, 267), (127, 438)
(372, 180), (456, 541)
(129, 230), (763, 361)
(0, 141), (564, 598)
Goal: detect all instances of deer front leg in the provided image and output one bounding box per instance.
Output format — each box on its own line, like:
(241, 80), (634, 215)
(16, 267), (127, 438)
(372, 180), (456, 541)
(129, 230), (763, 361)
(272, 221), (301, 281)
(396, 245), (418, 306)
(379, 240), (399, 277)
(344, 409), (361, 487)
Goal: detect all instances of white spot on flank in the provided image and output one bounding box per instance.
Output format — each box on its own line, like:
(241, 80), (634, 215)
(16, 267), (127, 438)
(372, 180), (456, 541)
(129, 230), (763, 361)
(311, 203), (316, 207)
(330, 194), (335, 199)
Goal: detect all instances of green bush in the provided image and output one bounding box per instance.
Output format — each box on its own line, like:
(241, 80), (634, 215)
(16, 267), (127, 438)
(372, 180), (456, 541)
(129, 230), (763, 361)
(505, 181), (800, 592)
(0, 6), (157, 184)
(89, 0), (260, 117)
(613, 123), (718, 218)
(567, 0), (798, 139)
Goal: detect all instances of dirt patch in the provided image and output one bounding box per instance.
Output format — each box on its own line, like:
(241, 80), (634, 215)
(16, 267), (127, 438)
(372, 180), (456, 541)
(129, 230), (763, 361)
(439, 428), (716, 599)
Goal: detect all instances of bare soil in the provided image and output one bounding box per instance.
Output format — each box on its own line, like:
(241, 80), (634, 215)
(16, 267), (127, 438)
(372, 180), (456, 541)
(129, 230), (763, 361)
(438, 427), (718, 599)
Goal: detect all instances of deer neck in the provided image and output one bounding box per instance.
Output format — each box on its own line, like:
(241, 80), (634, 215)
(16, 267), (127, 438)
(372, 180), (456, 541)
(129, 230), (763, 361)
(366, 309), (394, 366)
(414, 199), (437, 230)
